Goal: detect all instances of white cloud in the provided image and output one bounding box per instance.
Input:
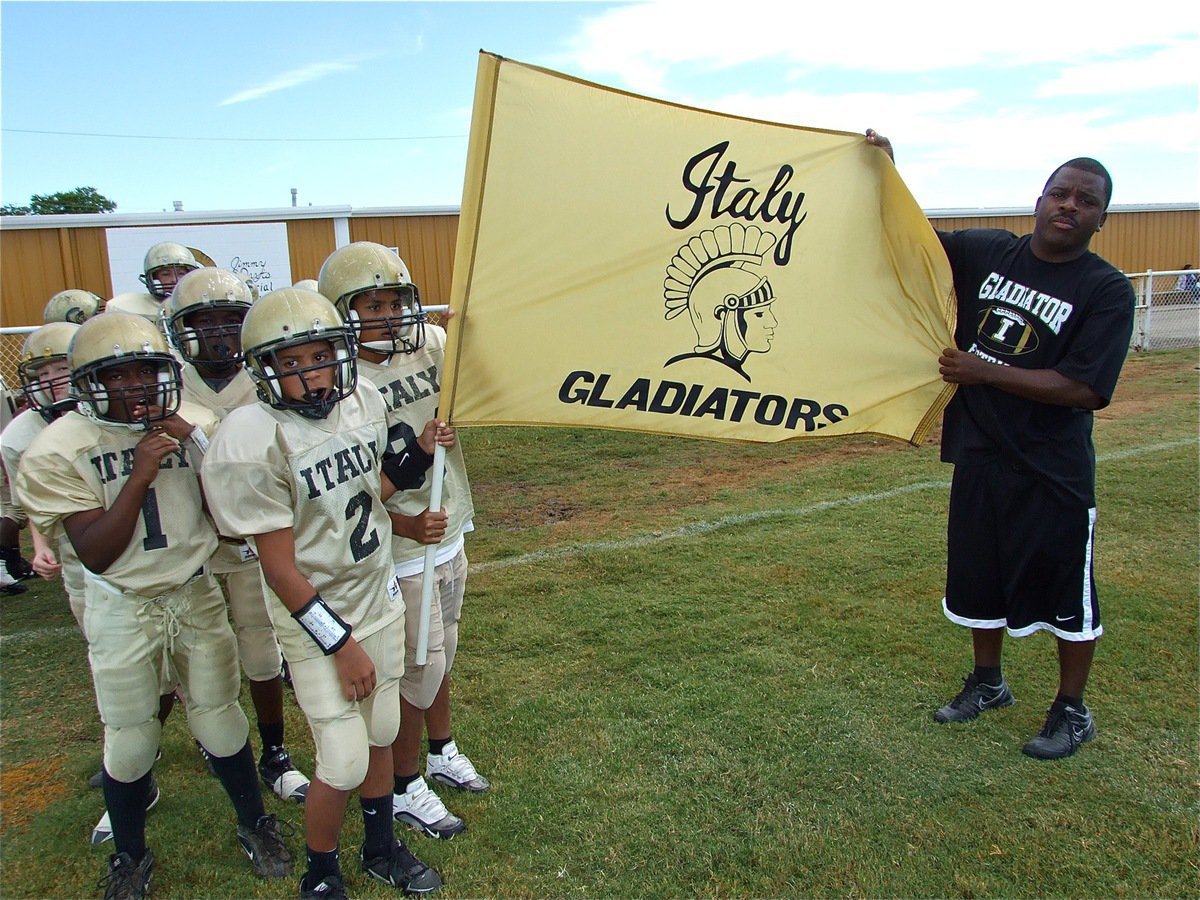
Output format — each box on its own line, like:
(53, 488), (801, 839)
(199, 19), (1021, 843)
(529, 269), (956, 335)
(1037, 43), (1200, 96)
(558, 0), (1197, 92)
(219, 62), (356, 106)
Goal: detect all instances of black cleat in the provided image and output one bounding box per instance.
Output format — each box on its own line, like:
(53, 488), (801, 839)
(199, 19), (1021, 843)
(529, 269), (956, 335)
(1022, 701), (1096, 759)
(362, 839), (442, 894)
(934, 673), (1015, 723)
(299, 872), (348, 899)
(237, 814), (295, 878)
(99, 850), (154, 900)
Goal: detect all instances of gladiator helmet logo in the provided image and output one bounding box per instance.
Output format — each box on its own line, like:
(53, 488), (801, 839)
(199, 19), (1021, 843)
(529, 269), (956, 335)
(663, 224), (779, 382)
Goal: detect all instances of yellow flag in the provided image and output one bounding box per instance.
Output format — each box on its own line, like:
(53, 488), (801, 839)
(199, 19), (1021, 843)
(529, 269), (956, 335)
(444, 52), (955, 445)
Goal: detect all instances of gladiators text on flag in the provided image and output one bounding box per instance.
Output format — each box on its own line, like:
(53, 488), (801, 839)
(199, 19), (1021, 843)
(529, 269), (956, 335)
(441, 52), (956, 445)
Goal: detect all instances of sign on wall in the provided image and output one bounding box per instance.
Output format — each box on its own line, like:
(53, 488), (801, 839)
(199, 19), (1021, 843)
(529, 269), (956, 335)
(105, 222), (292, 297)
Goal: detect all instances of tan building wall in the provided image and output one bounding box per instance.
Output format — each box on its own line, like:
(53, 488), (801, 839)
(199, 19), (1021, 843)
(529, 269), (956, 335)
(2, 203), (1196, 385)
(926, 206), (1199, 275)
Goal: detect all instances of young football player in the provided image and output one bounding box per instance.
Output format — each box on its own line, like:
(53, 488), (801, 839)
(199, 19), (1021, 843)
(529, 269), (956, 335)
(14, 312), (291, 899)
(2, 323), (86, 623)
(139, 241), (199, 301)
(319, 242), (486, 844)
(203, 287), (446, 899)
(163, 267), (311, 804)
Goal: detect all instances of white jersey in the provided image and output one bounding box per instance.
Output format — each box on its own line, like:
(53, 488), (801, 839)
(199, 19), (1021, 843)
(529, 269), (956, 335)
(357, 325), (475, 575)
(1, 408), (87, 597)
(180, 365), (261, 574)
(202, 381), (402, 662)
(14, 403), (220, 597)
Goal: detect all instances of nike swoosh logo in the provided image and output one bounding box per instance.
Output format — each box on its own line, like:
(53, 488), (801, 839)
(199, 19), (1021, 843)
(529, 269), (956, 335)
(1055, 614), (1076, 622)
(364, 808), (378, 816)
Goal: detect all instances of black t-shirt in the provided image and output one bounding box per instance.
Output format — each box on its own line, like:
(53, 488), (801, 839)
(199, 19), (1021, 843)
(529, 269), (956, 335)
(938, 229), (1134, 505)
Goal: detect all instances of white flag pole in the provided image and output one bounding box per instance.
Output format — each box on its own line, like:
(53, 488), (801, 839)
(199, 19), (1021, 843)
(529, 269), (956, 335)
(415, 442), (446, 666)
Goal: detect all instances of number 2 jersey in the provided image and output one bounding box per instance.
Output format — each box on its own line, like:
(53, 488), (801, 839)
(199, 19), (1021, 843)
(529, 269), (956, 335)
(202, 380), (402, 662)
(14, 403), (219, 597)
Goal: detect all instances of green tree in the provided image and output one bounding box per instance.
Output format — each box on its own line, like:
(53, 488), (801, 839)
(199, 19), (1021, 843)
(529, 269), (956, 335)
(1, 186), (117, 215)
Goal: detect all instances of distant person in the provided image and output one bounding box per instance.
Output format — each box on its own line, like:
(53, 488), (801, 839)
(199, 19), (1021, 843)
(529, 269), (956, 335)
(1176, 264), (1199, 302)
(867, 130), (1135, 760)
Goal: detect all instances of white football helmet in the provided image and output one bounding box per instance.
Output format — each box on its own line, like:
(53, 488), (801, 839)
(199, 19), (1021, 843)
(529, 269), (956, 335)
(140, 242), (200, 300)
(241, 287), (357, 420)
(69, 313), (183, 429)
(317, 242), (425, 356)
(162, 267), (254, 366)
(18, 322), (80, 421)
(44, 289), (105, 324)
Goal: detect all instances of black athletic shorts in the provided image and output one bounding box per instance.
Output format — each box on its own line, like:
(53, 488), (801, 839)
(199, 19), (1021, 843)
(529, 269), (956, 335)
(943, 458), (1101, 640)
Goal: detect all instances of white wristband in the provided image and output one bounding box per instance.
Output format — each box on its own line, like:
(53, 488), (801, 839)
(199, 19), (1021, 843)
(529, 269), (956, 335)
(292, 593), (351, 655)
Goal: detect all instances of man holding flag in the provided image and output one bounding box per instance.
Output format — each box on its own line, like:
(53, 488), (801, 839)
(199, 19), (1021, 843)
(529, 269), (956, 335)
(867, 129), (1135, 760)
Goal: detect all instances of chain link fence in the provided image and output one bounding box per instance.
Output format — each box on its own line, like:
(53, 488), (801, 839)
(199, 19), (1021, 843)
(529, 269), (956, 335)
(1127, 270), (1200, 351)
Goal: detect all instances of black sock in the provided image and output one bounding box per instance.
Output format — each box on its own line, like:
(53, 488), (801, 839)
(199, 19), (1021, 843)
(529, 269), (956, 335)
(974, 665), (1003, 687)
(206, 740), (265, 829)
(428, 736), (451, 756)
(258, 721), (285, 758)
(102, 769), (151, 862)
(360, 794), (394, 860)
(1055, 693), (1083, 709)
(394, 772), (420, 795)
(306, 846), (341, 883)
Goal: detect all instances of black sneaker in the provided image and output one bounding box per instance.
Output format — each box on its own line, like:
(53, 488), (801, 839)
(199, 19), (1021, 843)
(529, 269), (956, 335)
(237, 814), (295, 878)
(934, 672), (1015, 723)
(259, 746), (310, 803)
(99, 850), (154, 900)
(299, 872), (348, 899)
(1022, 701), (1096, 760)
(362, 839), (443, 894)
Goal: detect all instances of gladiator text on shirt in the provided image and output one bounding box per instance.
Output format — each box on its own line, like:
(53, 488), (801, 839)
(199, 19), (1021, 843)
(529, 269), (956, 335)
(978, 272), (1074, 334)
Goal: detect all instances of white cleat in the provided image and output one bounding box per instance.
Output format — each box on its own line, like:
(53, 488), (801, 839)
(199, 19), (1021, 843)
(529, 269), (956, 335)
(426, 740), (490, 793)
(392, 776), (465, 840)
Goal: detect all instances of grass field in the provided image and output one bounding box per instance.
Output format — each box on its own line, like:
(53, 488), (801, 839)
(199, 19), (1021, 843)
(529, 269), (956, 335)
(1, 349), (1196, 899)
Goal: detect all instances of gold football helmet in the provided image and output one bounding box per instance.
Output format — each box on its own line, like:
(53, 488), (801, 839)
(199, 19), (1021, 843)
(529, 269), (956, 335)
(69, 313), (182, 428)
(18, 322), (80, 421)
(317, 242), (425, 356)
(241, 287), (357, 419)
(43, 289), (105, 324)
(140, 241), (200, 299)
(163, 267), (254, 365)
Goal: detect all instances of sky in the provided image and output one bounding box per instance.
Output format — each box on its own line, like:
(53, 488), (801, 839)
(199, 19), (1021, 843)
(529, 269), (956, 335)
(2, 0), (1197, 215)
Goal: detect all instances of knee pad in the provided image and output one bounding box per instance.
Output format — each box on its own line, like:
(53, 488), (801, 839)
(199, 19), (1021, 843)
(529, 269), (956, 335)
(190, 702), (250, 759)
(221, 569), (283, 681)
(103, 719), (162, 783)
(313, 715), (371, 791)
(364, 677), (402, 747)
(400, 648), (445, 711)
